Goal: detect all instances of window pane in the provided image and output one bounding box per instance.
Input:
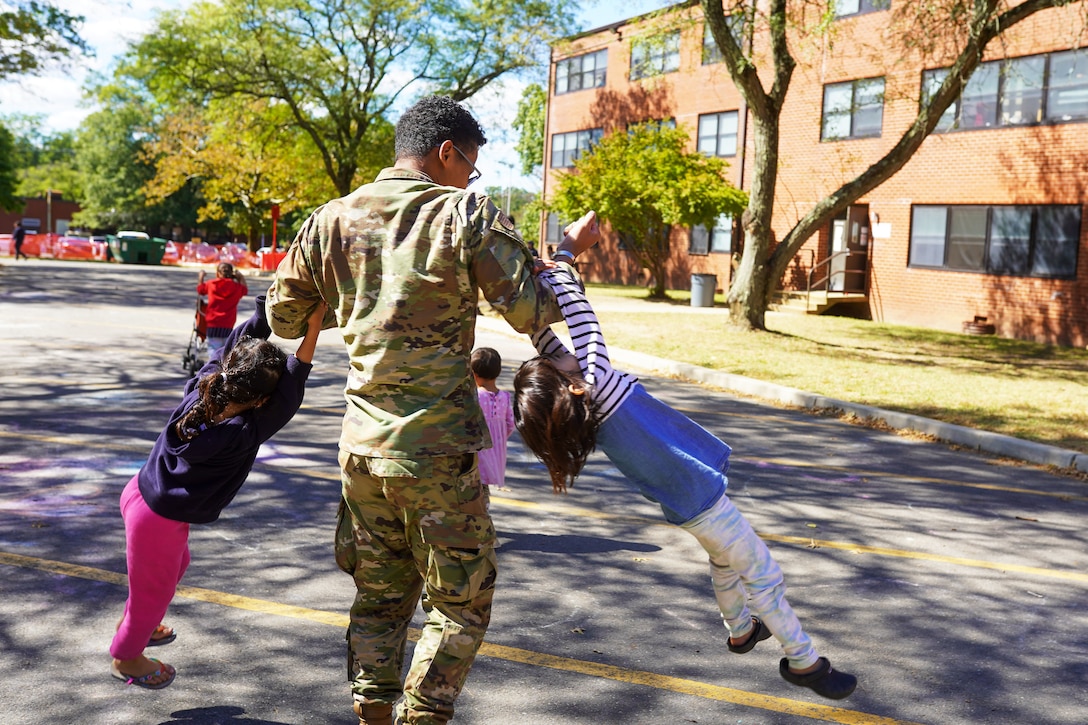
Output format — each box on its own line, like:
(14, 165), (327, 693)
(946, 207), (987, 270)
(960, 62), (999, 129)
(988, 207), (1032, 274)
(697, 115), (719, 154)
(690, 225), (709, 255)
(835, 0), (860, 15)
(703, 24), (723, 65)
(631, 42), (648, 79)
(1033, 206), (1080, 276)
(922, 68), (957, 132)
(710, 214), (733, 253)
(822, 83), (853, 139)
(852, 78), (885, 137)
(1001, 56), (1045, 125)
(555, 61), (569, 94)
(546, 213), (560, 244)
(663, 32), (681, 73)
(550, 133), (565, 167)
(1046, 49), (1088, 121)
(909, 207), (947, 266)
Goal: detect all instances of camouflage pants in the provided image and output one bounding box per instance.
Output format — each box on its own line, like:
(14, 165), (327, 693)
(336, 450), (497, 725)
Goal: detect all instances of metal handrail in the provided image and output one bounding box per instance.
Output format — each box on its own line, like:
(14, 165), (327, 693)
(806, 250), (850, 311)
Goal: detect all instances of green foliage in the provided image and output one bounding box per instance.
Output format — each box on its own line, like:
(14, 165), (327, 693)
(512, 83), (546, 176)
(122, 0), (576, 196)
(0, 122), (18, 211)
(71, 105), (199, 233)
(141, 97), (348, 248)
(551, 122), (747, 297)
(0, 1), (89, 79)
(484, 185), (539, 243)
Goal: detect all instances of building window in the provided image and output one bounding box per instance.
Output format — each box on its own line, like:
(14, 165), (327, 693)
(908, 204), (1081, 278)
(630, 31), (681, 80)
(550, 128), (604, 168)
(924, 49), (1088, 132)
(690, 214), (734, 255)
(833, 0), (890, 17)
(555, 49), (608, 95)
(545, 212), (562, 245)
(821, 78), (885, 140)
(1047, 49), (1088, 121)
(701, 15), (746, 65)
(697, 111), (739, 156)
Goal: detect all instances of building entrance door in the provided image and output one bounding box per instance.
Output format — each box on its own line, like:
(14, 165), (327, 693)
(829, 218), (847, 291)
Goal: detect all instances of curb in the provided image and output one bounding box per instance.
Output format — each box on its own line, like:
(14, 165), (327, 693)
(476, 315), (1088, 475)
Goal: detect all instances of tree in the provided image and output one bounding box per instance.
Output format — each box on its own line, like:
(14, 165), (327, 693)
(0, 1), (88, 79)
(550, 123), (747, 298)
(0, 122), (18, 211)
(124, 0), (578, 197)
(512, 83), (547, 176)
(702, 0), (1085, 330)
(142, 99), (352, 249)
(72, 105), (200, 234)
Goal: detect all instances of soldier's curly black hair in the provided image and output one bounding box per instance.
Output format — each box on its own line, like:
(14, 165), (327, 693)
(395, 95), (487, 160)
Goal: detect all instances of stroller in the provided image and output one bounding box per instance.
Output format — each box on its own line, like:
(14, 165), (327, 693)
(182, 294), (208, 377)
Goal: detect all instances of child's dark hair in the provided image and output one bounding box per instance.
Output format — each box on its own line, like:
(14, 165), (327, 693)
(395, 95), (487, 159)
(176, 338), (287, 441)
(217, 262), (236, 279)
(470, 347), (502, 381)
(513, 357), (600, 493)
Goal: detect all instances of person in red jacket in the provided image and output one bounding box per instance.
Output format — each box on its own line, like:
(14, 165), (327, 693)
(197, 263), (248, 355)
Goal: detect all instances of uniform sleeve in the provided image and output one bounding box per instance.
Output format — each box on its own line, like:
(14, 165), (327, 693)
(267, 210), (328, 339)
(462, 195), (564, 334)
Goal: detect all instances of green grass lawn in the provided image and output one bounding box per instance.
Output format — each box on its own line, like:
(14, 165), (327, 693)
(578, 284), (1088, 455)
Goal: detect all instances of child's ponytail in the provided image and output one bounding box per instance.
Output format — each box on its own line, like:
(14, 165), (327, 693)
(176, 337), (288, 441)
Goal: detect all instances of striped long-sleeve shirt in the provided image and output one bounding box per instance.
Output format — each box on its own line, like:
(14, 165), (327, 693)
(530, 265), (639, 423)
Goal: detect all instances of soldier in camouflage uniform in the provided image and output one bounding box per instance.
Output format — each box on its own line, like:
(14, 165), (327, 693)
(266, 96), (599, 725)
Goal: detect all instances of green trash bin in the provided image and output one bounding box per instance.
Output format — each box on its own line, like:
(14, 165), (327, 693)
(107, 231), (167, 265)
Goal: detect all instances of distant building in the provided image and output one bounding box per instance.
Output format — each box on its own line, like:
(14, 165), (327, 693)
(0, 191), (80, 237)
(542, 0), (1087, 346)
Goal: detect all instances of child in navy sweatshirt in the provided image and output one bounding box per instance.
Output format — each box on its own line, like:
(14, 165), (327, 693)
(109, 295), (325, 689)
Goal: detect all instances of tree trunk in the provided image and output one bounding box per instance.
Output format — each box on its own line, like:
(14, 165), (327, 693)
(727, 112), (780, 330)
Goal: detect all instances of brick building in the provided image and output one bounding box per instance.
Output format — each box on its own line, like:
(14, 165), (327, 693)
(541, 1), (1088, 346)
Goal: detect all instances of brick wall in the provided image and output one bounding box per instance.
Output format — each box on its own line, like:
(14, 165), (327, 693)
(544, 3), (1088, 345)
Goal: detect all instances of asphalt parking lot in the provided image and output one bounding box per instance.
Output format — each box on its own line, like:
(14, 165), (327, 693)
(1, 259), (1086, 725)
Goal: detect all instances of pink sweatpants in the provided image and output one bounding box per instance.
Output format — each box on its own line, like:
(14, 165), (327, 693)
(109, 475), (191, 660)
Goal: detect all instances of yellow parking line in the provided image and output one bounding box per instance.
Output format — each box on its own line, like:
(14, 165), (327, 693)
(0, 550), (917, 725)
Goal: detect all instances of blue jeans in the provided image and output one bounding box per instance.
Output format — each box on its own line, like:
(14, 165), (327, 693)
(596, 383), (729, 524)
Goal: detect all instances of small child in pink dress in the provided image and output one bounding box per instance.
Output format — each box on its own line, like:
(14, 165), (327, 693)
(471, 347), (515, 509)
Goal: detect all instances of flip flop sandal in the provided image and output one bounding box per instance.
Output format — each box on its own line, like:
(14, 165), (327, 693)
(727, 616), (772, 654)
(147, 624), (176, 647)
(111, 658), (176, 690)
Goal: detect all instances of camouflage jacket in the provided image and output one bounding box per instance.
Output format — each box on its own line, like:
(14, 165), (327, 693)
(267, 167), (563, 458)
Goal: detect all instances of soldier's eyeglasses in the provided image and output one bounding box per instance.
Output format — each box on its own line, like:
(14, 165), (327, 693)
(452, 145), (482, 186)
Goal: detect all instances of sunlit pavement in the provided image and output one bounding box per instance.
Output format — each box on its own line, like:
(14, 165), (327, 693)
(1, 259), (1086, 725)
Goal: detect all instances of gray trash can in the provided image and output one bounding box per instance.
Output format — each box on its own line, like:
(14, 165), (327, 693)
(690, 273), (717, 308)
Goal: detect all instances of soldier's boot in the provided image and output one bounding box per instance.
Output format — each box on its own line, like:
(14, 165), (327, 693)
(353, 701), (394, 725)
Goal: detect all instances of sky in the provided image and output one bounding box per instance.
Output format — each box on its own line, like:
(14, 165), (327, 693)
(0, 0), (668, 191)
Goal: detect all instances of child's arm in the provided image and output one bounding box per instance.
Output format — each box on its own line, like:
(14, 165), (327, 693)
(293, 302), (327, 364)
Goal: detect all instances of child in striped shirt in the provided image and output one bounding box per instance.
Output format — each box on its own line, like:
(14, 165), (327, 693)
(513, 227), (856, 700)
